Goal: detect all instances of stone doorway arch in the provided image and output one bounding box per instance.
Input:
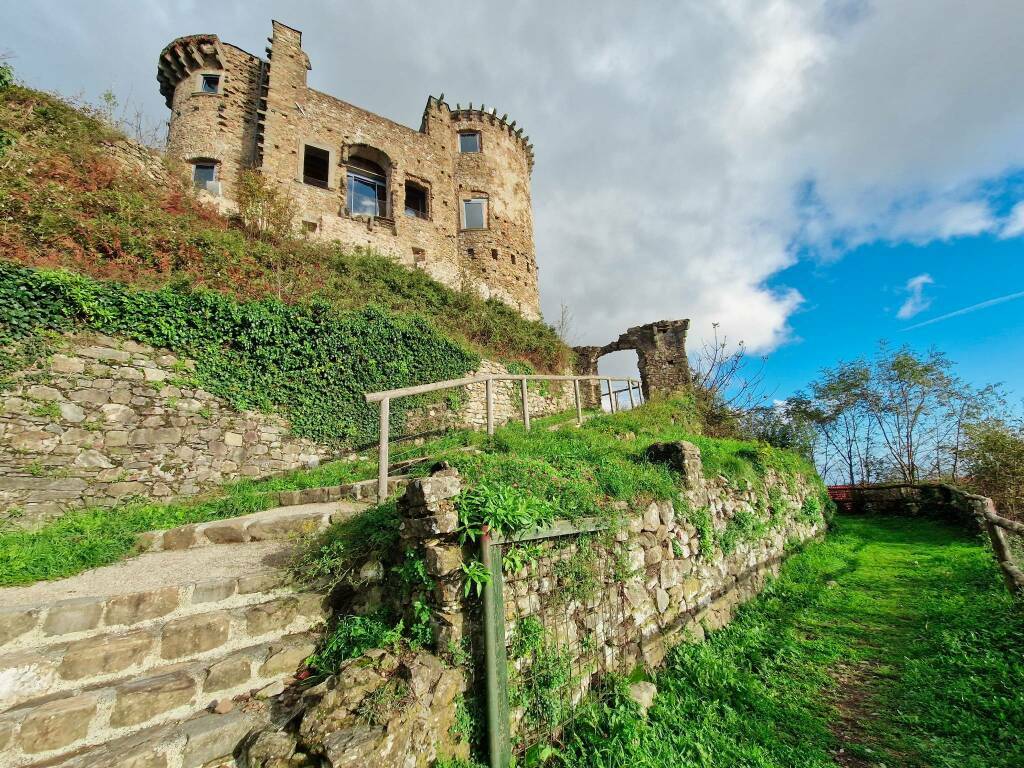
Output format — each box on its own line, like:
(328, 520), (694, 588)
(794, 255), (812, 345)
(574, 319), (691, 409)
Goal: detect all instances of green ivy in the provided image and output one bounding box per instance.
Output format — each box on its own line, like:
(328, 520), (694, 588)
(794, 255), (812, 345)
(0, 262), (479, 445)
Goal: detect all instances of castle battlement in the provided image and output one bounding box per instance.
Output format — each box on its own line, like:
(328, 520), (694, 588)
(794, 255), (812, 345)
(160, 20), (540, 319)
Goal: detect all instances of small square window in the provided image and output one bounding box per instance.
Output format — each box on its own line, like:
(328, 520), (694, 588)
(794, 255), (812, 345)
(200, 74), (220, 94)
(404, 182), (429, 219)
(459, 132), (481, 153)
(491, 249), (498, 260)
(303, 145), (330, 188)
(192, 162), (216, 187)
(462, 198), (487, 229)
(302, 221), (318, 234)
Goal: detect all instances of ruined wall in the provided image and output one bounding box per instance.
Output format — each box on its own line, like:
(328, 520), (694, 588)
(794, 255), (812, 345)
(0, 333), (330, 526)
(575, 318), (691, 405)
(160, 21), (540, 319)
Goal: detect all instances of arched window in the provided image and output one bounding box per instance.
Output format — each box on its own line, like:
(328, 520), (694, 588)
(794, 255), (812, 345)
(347, 156), (388, 217)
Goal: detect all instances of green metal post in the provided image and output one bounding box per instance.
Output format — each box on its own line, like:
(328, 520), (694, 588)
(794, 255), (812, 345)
(481, 528), (510, 768)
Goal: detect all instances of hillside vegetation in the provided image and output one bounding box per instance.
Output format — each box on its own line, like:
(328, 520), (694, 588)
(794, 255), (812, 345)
(0, 78), (569, 373)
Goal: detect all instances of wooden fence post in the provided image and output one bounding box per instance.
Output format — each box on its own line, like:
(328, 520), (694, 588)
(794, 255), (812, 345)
(574, 380), (583, 426)
(520, 378), (530, 431)
(627, 382), (635, 409)
(486, 377), (495, 436)
(608, 379), (618, 413)
(377, 397), (390, 505)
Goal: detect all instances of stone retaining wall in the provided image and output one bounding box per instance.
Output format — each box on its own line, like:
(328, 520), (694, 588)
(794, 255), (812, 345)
(400, 443), (825, 751)
(0, 332), (331, 527)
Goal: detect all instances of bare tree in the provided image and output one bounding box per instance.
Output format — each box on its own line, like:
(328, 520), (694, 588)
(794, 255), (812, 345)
(553, 301), (576, 345)
(96, 89), (167, 149)
(688, 323), (770, 411)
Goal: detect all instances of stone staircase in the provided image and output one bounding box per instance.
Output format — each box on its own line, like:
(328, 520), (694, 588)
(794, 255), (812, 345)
(0, 499), (369, 768)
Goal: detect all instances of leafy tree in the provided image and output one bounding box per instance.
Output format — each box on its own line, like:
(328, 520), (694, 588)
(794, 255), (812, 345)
(963, 417), (1024, 519)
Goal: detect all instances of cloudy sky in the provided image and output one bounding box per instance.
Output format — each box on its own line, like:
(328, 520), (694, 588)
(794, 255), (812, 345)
(3, 0), (1023, 396)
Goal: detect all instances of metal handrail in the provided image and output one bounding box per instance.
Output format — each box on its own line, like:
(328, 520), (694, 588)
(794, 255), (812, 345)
(364, 374), (643, 503)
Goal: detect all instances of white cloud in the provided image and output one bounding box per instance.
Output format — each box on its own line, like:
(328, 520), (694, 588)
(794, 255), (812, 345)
(896, 274), (934, 320)
(3, 0), (1024, 377)
(1000, 202), (1024, 239)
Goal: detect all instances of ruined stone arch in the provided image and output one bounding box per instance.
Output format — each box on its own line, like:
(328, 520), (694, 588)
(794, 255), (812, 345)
(574, 319), (691, 408)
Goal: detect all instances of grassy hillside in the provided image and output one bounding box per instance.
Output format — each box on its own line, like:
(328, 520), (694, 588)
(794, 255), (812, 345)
(0, 77), (568, 372)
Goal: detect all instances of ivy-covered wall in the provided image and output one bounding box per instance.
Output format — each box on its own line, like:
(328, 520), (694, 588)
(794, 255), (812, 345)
(0, 262), (480, 448)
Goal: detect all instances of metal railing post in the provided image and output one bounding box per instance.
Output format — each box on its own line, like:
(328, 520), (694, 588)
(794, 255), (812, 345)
(573, 379), (583, 425)
(481, 526), (510, 768)
(377, 396), (390, 505)
(520, 378), (530, 431)
(486, 377), (495, 436)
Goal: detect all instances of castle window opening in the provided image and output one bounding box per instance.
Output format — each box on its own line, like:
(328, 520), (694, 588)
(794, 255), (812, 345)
(404, 181), (429, 219)
(302, 145), (330, 188)
(191, 162), (217, 187)
(511, 254), (517, 265)
(302, 220), (318, 234)
(199, 74), (221, 94)
(462, 197), (487, 229)
(346, 157), (388, 217)
(491, 248), (498, 260)
(458, 131), (481, 153)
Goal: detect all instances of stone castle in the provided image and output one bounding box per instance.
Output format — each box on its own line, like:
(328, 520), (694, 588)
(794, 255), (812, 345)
(158, 20), (540, 318)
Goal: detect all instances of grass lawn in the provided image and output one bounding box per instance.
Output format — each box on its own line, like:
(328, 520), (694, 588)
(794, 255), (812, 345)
(560, 515), (1024, 768)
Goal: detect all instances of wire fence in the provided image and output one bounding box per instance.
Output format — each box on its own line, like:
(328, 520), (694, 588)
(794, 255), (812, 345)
(493, 528), (630, 759)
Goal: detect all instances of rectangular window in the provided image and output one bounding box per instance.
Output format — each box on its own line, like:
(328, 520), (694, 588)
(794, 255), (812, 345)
(458, 132), (481, 153)
(192, 162), (216, 187)
(303, 145), (330, 188)
(462, 198), (486, 229)
(200, 74), (220, 94)
(404, 182), (428, 218)
(302, 221), (318, 234)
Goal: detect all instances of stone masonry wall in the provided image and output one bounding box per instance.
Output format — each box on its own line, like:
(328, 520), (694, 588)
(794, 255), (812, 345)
(401, 445), (824, 749)
(0, 332), (330, 527)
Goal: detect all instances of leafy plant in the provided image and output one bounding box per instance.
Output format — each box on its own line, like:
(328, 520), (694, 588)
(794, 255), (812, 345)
(502, 543), (542, 574)
(457, 484), (556, 543)
(461, 560), (492, 597)
(306, 614), (403, 676)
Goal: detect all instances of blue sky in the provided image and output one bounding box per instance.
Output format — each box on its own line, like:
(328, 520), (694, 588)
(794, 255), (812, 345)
(2, 1), (1022, 403)
(763, 231), (1024, 401)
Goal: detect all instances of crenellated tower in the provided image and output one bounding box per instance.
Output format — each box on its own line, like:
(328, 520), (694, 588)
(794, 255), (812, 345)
(158, 21), (541, 320)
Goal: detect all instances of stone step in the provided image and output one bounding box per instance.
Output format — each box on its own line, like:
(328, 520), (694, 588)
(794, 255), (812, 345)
(0, 632), (314, 768)
(0, 541), (305, 655)
(0, 588), (325, 709)
(21, 707), (267, 768)
(135, 499), (369, 553)
(271, 475), (409, 507)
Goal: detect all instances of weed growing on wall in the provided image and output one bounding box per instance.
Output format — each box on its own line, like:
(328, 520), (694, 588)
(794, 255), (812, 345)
(305, 613), (404, 677)
(0, 262), (479, 445)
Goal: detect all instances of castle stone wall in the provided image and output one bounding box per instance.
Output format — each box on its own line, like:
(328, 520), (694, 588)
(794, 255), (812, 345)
(160, 21), (540, 319)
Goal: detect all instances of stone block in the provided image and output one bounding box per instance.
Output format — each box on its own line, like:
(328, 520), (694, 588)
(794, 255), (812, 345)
(162, 524), (198, 550)
(17, 695), (98, 753)
(110, 670), (196, 728)
(59, 402), (87, 423)
(43, 597), (104, 636)
(204, 654), (253, 692)
(246, 598), (298, 636)
(224, 431), (243, 447)
(50, 355), (85, 374)
(59, 630), (154, 680)
(181, 711), (259, 768)
(236, 572), (284, 595)
(129, 427), (182, 446)
(69, 388), (110, 405)
(27, 385), (62, 401)
(260, 639), (315, 677)
(160, 613), (231, 659)
(105, 587), (180, 626)
(641, 502), (661, 532)
(203, 520), (250, 544)
(0, 607), (39, 646)
(247, 512), (322, 540)
(191, 578), (236, 604)
(424, 543), (463, 576)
